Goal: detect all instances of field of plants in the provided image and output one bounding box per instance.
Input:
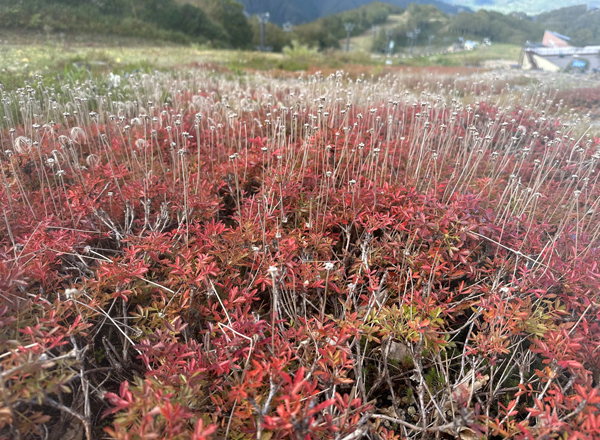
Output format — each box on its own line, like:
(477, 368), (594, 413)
(0, 37), (526, 94)
(1, 66), (600, 440)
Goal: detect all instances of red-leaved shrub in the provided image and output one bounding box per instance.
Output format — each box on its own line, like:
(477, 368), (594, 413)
(1, 70), (600, 439)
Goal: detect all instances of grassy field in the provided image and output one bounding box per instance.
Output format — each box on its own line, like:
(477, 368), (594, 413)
(346, 14), (407, 52)
(343, 11), (521, 67)
(0, 28), (527, 94)
(345, 25), (520, 68)
(0, 36), (286, 89)
(399, 43), (522, 67)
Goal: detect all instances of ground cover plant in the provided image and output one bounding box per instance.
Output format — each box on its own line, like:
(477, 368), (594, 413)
(1, 68), (600, 440)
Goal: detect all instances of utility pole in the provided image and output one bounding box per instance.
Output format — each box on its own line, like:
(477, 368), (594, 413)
(344, 22), (355, 52)
(372, 25), (380, 42)
(386, 28), (393, 56)
(414, 28), (421, 55)
(406, 31), (414, 55)
(130, 0), (137, 20)
(371, 25), (381, 49)
(428, 34), (434, 55)
(257, 12), (270, 51)
(408, 27), (420, 56)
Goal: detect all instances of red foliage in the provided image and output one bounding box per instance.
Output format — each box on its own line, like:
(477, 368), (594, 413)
(1, 70), (600, 439)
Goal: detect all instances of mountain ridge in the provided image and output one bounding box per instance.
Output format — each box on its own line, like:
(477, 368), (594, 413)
(238, 0), (469, 25)
(438, 0), (591, 16)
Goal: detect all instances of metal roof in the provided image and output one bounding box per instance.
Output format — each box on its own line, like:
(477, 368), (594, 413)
(547, 31), (571, 41)
(526, 46), (600, 56)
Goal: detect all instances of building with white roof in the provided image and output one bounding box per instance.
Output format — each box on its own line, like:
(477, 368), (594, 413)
(521, 31), (600, 72)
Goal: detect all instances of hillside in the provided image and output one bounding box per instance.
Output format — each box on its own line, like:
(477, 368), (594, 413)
(447, 9), (543, 44)
(291, 2), (405, 50)
(220, 2), (408, 52)
(441, 0), (590, 16)
(536, 5), (600, 46)
(237, 0), (468, 25)
(363, 4), (543, 51)
(0, 0), (252, 48)
(0, 0), (594, 56)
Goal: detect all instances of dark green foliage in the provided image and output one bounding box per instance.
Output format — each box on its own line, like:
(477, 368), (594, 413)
(0, 0), (190, 42)
(372, 4), (446, 51)
(6, 0), (595, 55)
(537, 5), (600, 46)
(314, 2), (404, 40)
(291, 21), (341, 50)
(200, 0), (254, 49)
(371, 3), (545, 51)
(0, 0), (248, 47)
(449, 10), (543, 44)
(289, 2), (404, 50)
(237, 0), (466, 26)
(249, 18), (294, 52)
(166, 4), (229, 44)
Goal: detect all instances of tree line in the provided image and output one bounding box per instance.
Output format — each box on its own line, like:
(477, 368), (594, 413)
(1, 0), (596, 51)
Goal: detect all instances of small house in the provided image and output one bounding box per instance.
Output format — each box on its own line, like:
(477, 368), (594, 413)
(464, 40), (478, 50)
(542, 31), (572, 48)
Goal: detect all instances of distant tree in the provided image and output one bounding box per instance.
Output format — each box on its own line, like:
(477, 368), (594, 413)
(293, 21), (340, 50)
(449, 10), (543, 44)
(290, 1), (402, 51)
(219, 0), (253, 48)
(573, 28), (593, 46)
(177, 3), (229, 44)
(0, 0), (231, 45)
(195, 0), (254, 49)
(537, 5), (600, 45)
(249, 17), (293, 52)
